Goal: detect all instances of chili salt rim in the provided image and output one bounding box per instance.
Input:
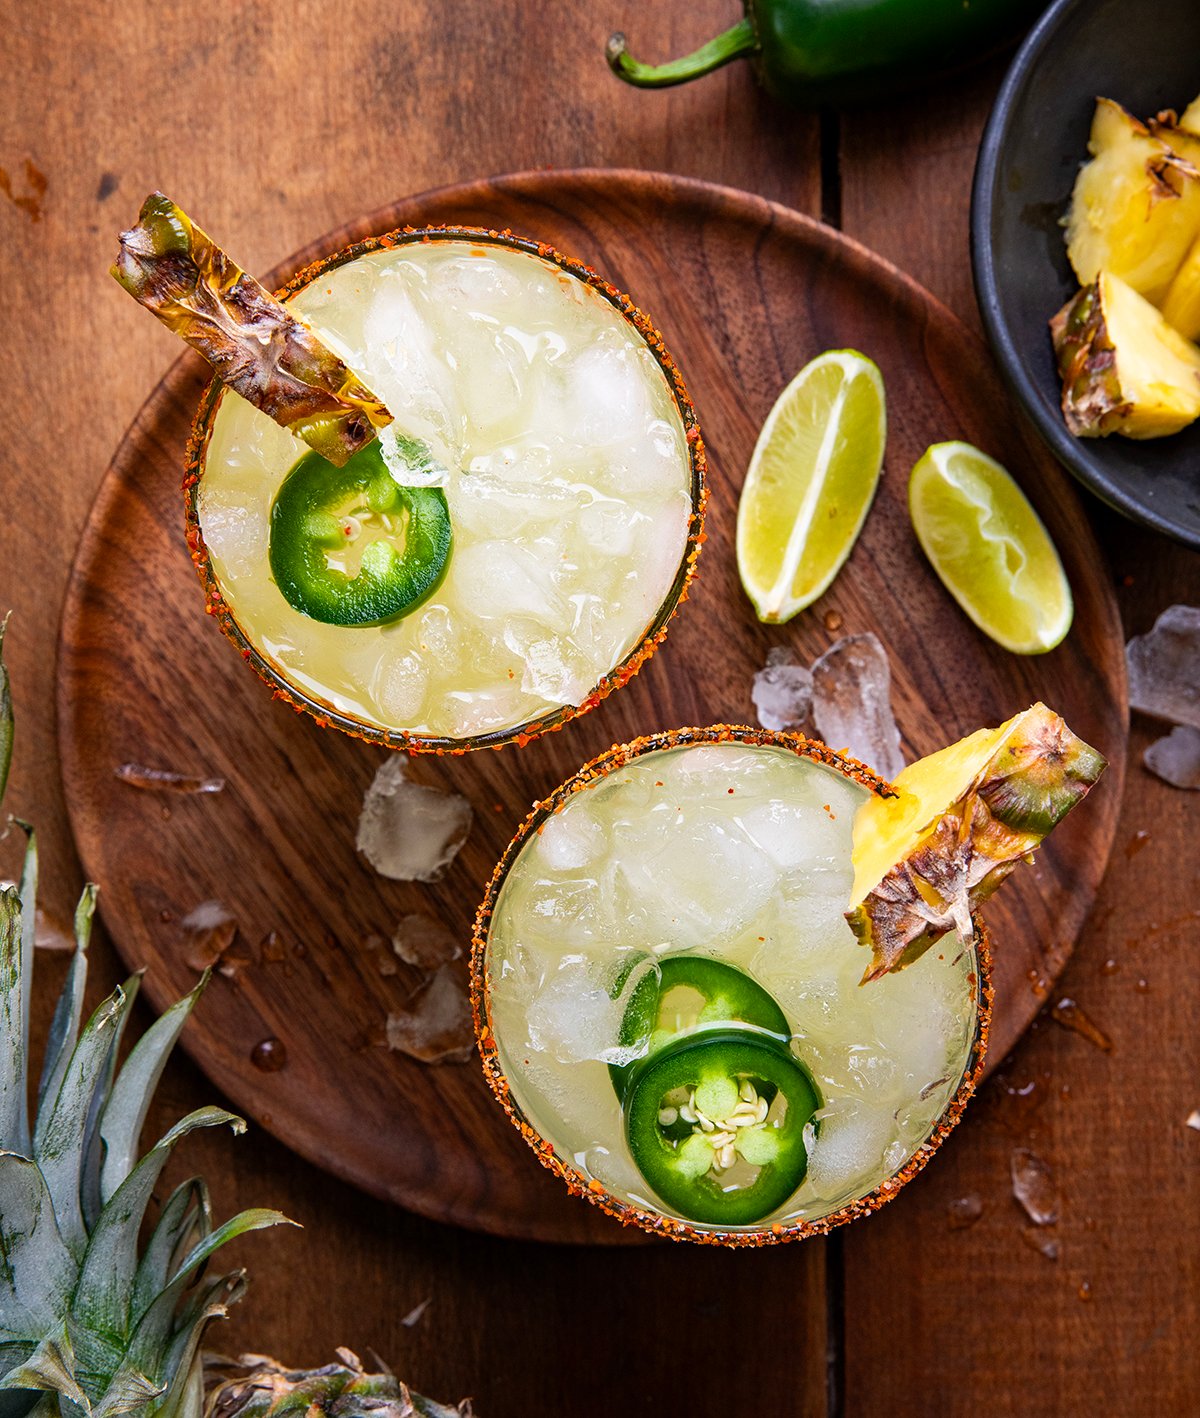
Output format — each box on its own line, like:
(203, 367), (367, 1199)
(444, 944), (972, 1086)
(469, 724), (994, 1247)
(183, 224), (707, 755)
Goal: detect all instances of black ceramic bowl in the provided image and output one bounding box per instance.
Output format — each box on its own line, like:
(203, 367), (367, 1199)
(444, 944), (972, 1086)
(972, 0), (1200, 550)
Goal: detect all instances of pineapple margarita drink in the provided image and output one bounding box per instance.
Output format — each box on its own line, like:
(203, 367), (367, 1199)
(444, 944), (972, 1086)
(188, 229), (704, 748)
(474, 712), (1105, 1242)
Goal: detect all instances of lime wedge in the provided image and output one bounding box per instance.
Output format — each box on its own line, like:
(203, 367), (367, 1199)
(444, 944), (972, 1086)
(736, 350), (886, 623)
(908, 442), (1073, 655)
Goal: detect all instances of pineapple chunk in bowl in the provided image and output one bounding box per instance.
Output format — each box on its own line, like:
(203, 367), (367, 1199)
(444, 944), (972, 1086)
(971, 0), (1200, 550)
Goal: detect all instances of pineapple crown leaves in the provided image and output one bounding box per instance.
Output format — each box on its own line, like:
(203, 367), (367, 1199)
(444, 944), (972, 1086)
(0, 626), (295, 1418)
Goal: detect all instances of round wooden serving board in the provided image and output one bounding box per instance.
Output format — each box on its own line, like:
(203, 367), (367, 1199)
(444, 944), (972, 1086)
(59, 171), (1127, 1244)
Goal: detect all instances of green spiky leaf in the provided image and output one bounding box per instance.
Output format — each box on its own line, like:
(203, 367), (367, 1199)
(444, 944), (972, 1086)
(35, 890), (92, 1120)
(72, 1109), (244, 1344)
(98, 974), (207, 1206)
(32, 988), (128, 1258)
(0, 1153), (75, 1342)
(0, 890), (28, 1156)
(0, 1325), (87, 1411)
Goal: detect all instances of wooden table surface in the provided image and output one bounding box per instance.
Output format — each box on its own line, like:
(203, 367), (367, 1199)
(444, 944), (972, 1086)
(2, 5), (1198, 1414)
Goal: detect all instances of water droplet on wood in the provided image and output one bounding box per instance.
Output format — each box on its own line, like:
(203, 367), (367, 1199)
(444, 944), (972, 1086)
(948, 1193), (983, 1230)
(1050, 997), (1113, 1052)
(251, 1037), (288, 1072)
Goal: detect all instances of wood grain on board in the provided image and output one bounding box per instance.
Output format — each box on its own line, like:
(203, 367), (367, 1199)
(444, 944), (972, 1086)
(59, 170), (1123, 1248)
(1, 1), (1194, 1414)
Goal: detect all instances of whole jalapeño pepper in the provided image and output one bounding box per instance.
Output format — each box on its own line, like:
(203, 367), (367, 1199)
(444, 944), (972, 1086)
(607, 0), (1048, 107)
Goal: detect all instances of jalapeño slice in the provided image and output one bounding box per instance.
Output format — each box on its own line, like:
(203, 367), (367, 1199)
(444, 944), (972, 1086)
(268, 440), (451, 627)
(624, 1026), (821, 1227)
(609, 955), (792, 1101)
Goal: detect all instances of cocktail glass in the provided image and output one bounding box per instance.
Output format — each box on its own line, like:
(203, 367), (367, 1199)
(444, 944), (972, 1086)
(472, 726), (991, 1246)
(186, 227), (706, 752)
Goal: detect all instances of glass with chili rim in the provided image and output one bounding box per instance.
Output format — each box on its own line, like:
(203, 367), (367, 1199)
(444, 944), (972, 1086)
(471, 726), (991, 1244)
(187, 227), (706, 752)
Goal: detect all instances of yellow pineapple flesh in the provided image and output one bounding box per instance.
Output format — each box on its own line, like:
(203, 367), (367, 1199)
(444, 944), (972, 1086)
(1050, 271), (1200, 438)
(1066, 98), (1200, 305)
(1161, 233), (1200, 339)
(1180, 95), (1200, 134)
(847, 704), (1105, 982)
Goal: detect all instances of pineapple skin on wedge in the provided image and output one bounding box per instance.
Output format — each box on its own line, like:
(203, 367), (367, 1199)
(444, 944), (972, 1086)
(1066, 98), (1200, 305)
(846, 705), (1105, 983)
(1050, 272), (1200, 438)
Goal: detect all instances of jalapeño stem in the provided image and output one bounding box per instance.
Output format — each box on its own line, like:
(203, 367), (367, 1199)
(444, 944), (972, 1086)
(606, 18), (759, 89)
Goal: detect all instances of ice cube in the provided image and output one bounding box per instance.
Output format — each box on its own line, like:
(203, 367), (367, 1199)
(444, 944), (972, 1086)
(391, 913), (462, 969)
(198, 498), (269, 580)
(452, 321), (527, 438)
(737, 799), (836, 871)
(429, 253), (521, 307)
(805, 1099), (893, 1201)
(536, 804), (605, 873)
(566, 338), (652, 447)
(578, 498), (644, 557)
(1126, 604), (1200, 729)
(525, 958), (652, 1066)
(358, 268), (458, 449)
(617, 816), (779, 949)
(811, 633), (905, 782)
(356, 756), (472, 881)
(518, 636), (589, 706)
(452, 471), (582, 541)
(371, 651), (428, 724)
(115, 763), (225, 794)
(1144, 724), (1200, 789)
(377, 426), (451, 488)
(384, 963), (474, 1064)
(752, 647), (814, 732)
(449, 541), (567, 626)
(1010, 1147), (1059, 1226)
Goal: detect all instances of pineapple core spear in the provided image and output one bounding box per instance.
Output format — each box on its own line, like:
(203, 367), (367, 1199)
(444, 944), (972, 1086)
(111, 193), (393, 466)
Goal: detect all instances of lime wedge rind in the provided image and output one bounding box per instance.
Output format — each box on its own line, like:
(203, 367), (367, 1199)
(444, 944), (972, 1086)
(909, 441), (1074, 656)
(737, 350), (887, 624)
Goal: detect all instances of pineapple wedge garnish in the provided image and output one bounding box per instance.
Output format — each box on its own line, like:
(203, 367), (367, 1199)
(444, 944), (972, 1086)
(111, 193), (393, 467)
(847, 704), (1105, 983)
(1050, 271), (1200, 438)
(1161, 233), (1200, 339)
(1066, 98), (1200, 305)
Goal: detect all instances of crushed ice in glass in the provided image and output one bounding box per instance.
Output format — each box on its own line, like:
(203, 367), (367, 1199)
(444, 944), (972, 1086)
(1010, 1147), (1059, 1226)
(752, 646), (814, 731)
(384, 963), (474, 1064)
(357, 757), (472, 881)
(1126, 604), (1200, 730)
(1144, 724), (1200, 790)
(392, 912), (461, 969)
(199, 240), (694, 741)
(811, 633), (905, 781)
(525, 958), (655, 1066)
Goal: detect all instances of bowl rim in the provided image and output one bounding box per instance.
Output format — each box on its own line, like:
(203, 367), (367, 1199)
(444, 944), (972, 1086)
(469, 724), (994, 1247)
(969, 0), (1200, 552)
(184, 224), (709, 754)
